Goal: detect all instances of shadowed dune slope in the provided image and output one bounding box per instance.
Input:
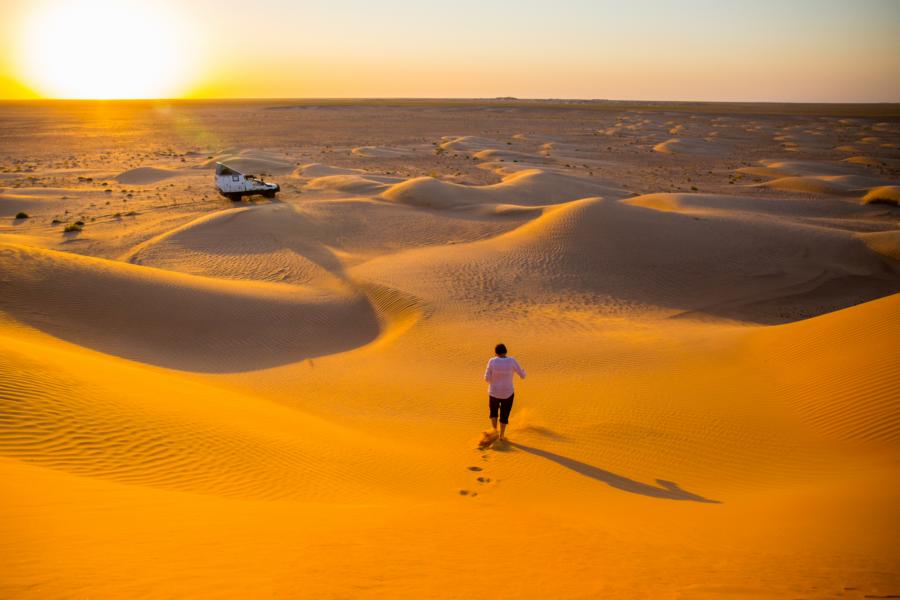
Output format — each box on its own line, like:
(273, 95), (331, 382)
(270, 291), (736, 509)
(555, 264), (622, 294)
(0, 243), (379, 372)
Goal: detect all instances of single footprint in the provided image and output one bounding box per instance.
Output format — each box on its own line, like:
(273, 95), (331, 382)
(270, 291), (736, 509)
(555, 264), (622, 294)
(459, 489), (477, 497)
(468, 466), (483, 472)
(476, 476), (491, 484)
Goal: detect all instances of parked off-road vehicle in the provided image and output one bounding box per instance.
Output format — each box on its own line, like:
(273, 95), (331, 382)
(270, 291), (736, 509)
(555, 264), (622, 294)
(215, 162), (280, 200)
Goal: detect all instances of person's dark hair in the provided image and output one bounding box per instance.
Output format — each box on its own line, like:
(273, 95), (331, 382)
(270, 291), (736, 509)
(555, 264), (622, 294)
(495, 343), (507, 356)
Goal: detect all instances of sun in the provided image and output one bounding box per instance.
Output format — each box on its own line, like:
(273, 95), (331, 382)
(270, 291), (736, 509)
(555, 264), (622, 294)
(18, 0), (194, 99)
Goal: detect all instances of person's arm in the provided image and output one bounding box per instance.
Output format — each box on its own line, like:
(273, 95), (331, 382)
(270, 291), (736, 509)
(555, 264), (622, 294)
(514, 359), (526, 379)
(484, 360), (493, 383)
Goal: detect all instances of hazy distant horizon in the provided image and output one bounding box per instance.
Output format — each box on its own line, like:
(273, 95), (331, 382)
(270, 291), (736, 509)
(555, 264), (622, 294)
(1, 0), (898, 102)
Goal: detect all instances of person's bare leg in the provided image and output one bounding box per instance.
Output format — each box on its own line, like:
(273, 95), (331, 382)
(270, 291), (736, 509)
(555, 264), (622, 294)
(490, 417), (498, 433)
(499, 422), (507, 440)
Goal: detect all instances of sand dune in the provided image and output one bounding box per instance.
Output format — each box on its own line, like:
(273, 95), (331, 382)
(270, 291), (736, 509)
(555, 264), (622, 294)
(0, 187), (93, 217)
(202, 150), (294, 174)
(357, 195), (897, 323)
(653, 137), (728, 155)
(119, 204), (351, 287)
(439, 135), (501, 152)
(842, 155), (900, 168)
(294, 162), (404, 186)
(622, 191), (861, 218)
(861, 185), (900, 205)
(351, 146), (411, 158)
(756, 174), (886, 196)
(380, 168), (619, 209)
(737, 158), (898, 198)
(740, 159), (862, 178)
(2, 193), (62, 217)
(294, 162), (366, 178)
(472, 147), (555, 164)
(859, 230), (900, 260)
(305, 173), (392, 194)
(124, 196), (534, 274)
(115, 166), (183, 185)
(0, 243), (378, 371)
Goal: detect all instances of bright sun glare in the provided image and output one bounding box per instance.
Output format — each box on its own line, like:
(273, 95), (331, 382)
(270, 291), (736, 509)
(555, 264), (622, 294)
(19, 0), (193, 99)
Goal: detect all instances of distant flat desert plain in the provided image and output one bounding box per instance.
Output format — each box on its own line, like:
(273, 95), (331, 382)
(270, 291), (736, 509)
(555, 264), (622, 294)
(1, 99), (899, 599)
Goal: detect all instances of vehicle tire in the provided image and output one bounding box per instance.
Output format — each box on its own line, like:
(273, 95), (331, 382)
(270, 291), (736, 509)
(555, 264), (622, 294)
(229, 193), (242, 202)
(263, 190), (276, 198)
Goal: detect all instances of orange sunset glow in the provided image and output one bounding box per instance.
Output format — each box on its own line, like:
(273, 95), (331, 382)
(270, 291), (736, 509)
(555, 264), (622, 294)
(0, 1), (898, 599)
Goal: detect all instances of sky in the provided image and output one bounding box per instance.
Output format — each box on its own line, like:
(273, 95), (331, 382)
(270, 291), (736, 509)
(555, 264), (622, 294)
(1, 0), (898, 101)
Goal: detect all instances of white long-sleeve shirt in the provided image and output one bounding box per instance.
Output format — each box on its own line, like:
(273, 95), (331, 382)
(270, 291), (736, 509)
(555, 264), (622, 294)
(484, 356), (526, 399)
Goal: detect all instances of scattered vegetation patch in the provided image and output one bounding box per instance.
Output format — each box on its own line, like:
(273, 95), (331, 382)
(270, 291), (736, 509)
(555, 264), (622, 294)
(63, 222), (83, 233)
(14, 212), (29, 219)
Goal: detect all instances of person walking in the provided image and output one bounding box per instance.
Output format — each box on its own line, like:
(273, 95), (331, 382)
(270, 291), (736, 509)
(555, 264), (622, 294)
(484, 343), (526, 441)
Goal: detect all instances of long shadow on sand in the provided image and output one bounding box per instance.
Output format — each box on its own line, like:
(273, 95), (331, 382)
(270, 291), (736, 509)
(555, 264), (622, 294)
(509, 442), (721, 504)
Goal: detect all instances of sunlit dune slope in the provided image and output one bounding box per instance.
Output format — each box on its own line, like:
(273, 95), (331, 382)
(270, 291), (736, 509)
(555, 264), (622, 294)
(0, 326), (429, 501)
(749, 293), (900, 444)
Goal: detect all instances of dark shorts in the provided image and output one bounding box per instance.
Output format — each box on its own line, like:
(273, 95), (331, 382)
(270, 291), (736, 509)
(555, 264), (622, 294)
(489, 394), (514, 424)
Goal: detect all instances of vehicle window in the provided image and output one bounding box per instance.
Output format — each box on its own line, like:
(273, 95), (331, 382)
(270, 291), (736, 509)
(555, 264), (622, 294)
(232, 175), (239, 181)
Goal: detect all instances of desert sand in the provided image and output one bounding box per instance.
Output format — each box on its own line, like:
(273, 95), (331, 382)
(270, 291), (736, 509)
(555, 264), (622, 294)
(1, 99), (899, 599)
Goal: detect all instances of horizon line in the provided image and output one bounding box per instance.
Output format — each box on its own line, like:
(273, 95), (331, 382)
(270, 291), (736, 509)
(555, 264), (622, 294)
(2, 96), (900, 105)
(4, 97), (899, 118)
